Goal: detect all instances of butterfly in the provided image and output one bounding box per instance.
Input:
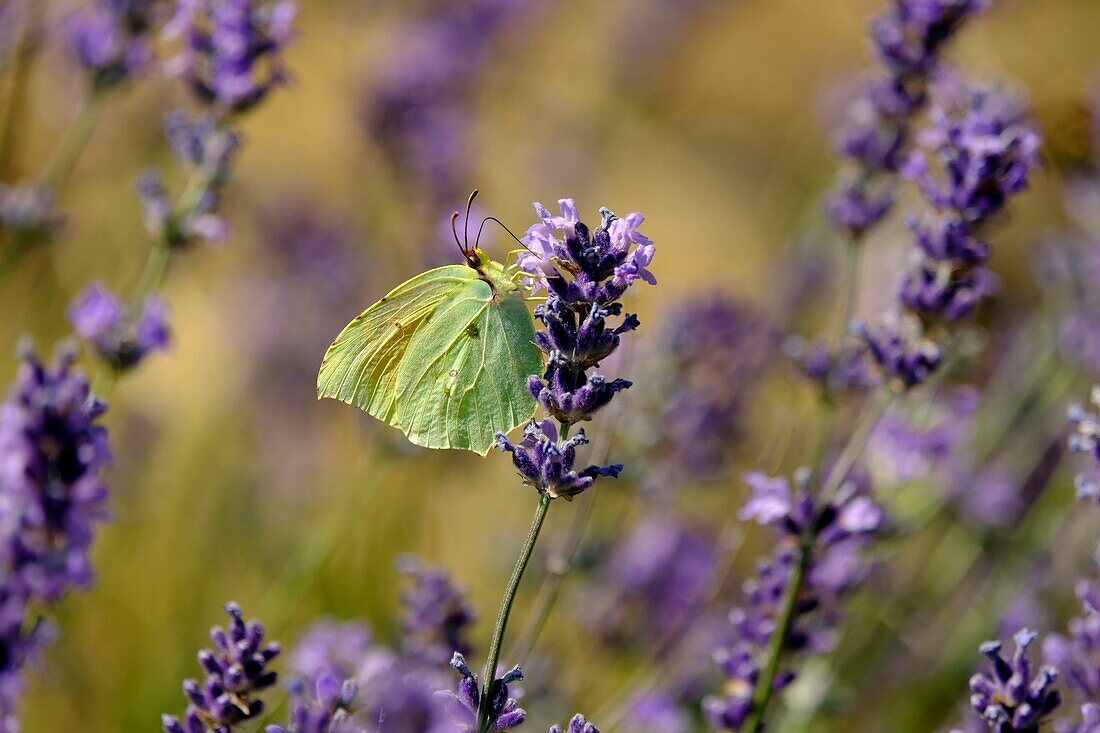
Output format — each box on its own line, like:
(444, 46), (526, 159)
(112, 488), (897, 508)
(317, 192), (542, 455)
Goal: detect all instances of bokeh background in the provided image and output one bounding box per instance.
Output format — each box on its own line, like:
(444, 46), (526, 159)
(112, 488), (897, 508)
(2, 0), (1100, 731)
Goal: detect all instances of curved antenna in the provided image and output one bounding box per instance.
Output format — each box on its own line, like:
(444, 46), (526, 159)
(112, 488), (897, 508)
(450, 210), (466, 260)
(463, 188), (479, 254)
(476, 216), (531, 253)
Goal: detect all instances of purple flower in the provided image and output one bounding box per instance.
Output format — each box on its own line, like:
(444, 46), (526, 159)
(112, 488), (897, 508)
(649, 296), (775, 482)
(0, 182), (64, 242)
(288, 619), (392, 692)
(783, 336), (876, 396)
(398, 555), (476, 666)
(266, 677), (363, 733)
(621, 692), (691, 733)
(854, 315), (943, 391)
(706, 469), (883, 729)
(138, 111), (239, 248)
(549, 714), (599, 733)
(69, 0), (167, 88)
(594, 514), (715, 644)
(872, 0), (990, 77)
(825, 176), (896, 238)
(165, 0), (296, 112)
(904, 88), (1040, 223)
(1068, 386), (1100, 503)
(0, 345), (110, 600)
(361, 0), (540, 202)
(968, 629), (1061, 732)
(436, 653), (525, 731)
(68, 284), (171, 371)
(162, 602), (281, 733)
(496, 419), (621, 501)
(1043, 581), (1100, 702)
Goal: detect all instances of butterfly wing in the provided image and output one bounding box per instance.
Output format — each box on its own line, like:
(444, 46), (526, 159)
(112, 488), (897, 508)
(391, 278), (541, 454)
(317, 265), (474, 421)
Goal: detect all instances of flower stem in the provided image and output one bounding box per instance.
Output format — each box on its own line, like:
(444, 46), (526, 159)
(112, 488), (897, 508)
(743, 537), (811, 733)
(39, 91), (106, 191)
(477, 491), (552, 733)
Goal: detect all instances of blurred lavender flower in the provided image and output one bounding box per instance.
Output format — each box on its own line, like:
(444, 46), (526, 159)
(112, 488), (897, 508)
(362, 0), (540, 204)
(1068, 386), (1100, 502)
(68, 283), (170, 371)
(265, 676), (362, 733)
(398, 555), (475, 666)
(548, 714), (599, 733)
(164, 0), (296, 112)
(621, 691), (691, 733)
(1043, 581), (1100, 702)
(0, 182), (63, 242)
(1033, 235), (1100, 374)
(1058, 705), (1100, 733)
(437, 653), (525, 731)
(704, 469), (884, 730)
(853, 313), (942, 391)
(593, 513), (715, 645)
(967, 629), (1061, 732)
(288, 618), (393, 693)
(783, 336), (876, 397)
(0, 344), (110, 600)
(825, 0), (990, 236)
(69, 0), (168, 89)
(162, 602), (281, 733)
(653, 296), (775, 481)
(137, 110), (240, 249)
(866, 385), (976, 485)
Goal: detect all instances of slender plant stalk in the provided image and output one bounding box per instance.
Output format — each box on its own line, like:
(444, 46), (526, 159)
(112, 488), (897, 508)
(477, 492), (552, 733)
(39, 91), (106, 190)
(743, 537), (811, 733)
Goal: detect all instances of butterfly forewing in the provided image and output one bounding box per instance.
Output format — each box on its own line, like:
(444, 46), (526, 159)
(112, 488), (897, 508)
(317, 262), (542, 455)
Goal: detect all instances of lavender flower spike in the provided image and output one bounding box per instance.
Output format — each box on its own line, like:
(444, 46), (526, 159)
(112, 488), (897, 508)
(550, 714), (600, 733)
(1068, 386), (1100, 503)
(397, 554), (476, 665)
(496, 420), (622, 501)
(165, 0), (297, 112)
(69, 284), (171, 372)
(968, 629), (1061, 732)
(436, 652), (526, 731)
(162, 602), (281, 733)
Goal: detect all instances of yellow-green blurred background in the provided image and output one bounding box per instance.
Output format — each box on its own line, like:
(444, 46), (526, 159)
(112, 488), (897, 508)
(2, 0), (1100, 731)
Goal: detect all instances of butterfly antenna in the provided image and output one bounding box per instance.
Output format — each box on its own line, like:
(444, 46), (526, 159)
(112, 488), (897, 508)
(476, 216), (532, 253)
(464, 188), (479, 254)
(450, 210), (466, 260)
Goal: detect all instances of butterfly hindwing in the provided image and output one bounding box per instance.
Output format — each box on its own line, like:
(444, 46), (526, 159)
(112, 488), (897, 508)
(393, 278), (540, 454)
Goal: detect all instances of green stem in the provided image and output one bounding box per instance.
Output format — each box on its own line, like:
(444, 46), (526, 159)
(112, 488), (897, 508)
(477, 492), (552, 733)
(744, 538), (811, 733)
(510, 486), (595, 665)
(39, 91), (105, 190)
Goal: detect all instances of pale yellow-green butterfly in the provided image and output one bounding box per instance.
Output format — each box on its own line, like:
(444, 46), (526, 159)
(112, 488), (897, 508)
(317, 191), (543, 455)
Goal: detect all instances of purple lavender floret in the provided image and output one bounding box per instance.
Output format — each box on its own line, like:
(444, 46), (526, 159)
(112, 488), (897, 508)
(872, 0), (991, 78)
(1057, 704), (1100, 733)
(138, 111), (240, 248)
(1068, 387), (1100, 503)
(436, 653), (526, 731)
(825, 0), (989, 237)
(519, 200), (651, 428)
(398, 555), (476, 666)
(783, 336), (876, 397)
(165, 0), (296, 112)
(0, 344), (111, 600)
(496, 419), (621, 501)
(266, 677), (363, 733)
(705, 469), (884, 730)
(904, 88), (1040, 223)
(69, 284), (171, 371)
(162, 602), (281, 733)
(69, 0), (167, 89)
(968, 629), (1061, 733)
(548, 714), (599, 733)
(1043, 581), (1100, 702)
(853, 315), (943, 391)
(0, 182), (64, 242)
